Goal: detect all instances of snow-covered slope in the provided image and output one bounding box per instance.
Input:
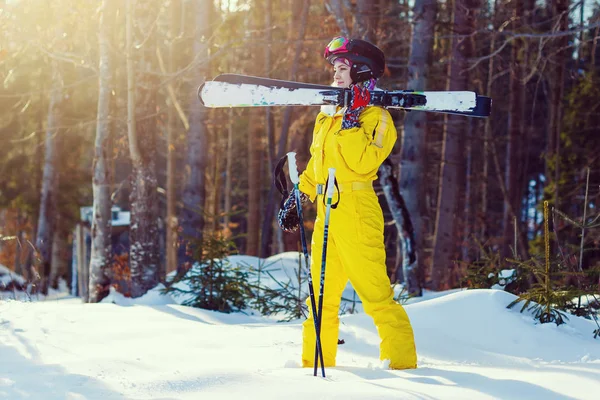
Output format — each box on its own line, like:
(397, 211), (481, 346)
(411, 289), (598, 364)
(1, 287), (599, 399)
(0, 265), (26, 290)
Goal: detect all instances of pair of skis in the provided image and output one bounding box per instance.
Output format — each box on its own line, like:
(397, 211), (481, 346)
(287, 152), (335, 378)
(198, 74), (492, 117)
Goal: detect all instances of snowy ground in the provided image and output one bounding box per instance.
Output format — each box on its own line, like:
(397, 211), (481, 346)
(1, 254), (600, 399)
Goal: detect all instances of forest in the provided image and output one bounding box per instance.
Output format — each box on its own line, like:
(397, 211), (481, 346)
(0, 0), (598, 312)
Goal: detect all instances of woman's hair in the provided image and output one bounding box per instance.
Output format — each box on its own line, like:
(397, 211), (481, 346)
(358, 78), (377, 90)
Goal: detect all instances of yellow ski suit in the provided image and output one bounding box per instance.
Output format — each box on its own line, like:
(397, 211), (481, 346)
(298, 106), (417, 370)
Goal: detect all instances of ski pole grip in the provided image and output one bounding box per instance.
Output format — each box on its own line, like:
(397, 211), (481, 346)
(326, 168), (336, 199)
(287, 152), (299, 184)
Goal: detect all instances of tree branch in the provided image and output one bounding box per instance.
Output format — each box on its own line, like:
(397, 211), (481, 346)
(156, 46), (189, 131)
(325, 0), (350, 37)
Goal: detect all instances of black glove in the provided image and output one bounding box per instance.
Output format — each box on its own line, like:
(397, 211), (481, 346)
(277, 191), (309, 233)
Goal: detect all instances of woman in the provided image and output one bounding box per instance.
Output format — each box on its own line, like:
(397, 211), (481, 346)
(294, 37), (418, 370)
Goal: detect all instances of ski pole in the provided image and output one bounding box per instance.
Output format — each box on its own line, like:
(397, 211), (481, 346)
(286, 152), (326, 378)
(314, 168), (336, 378)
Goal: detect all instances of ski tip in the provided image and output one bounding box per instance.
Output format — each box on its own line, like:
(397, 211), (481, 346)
(197, 83), (207, 106)
(213, 73), (253, 84)
(212, 73), (333, 90)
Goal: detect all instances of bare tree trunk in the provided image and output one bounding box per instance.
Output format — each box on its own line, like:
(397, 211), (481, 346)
(399, 0), (436, 295)
(75, 224), (88, 300)
(247, 125), (261, 255)
(546, 0), (569, 210)
(243, 0), (265, 254)
(514, 0), (535, 262)
(462, 118), (474, 262)
(222, 43), (235, 236)
(14, 225), (23, 277)
(480, 0), (499, 244)
(178, 0), (212, 273)
(501, 0), (524, 260)
(165, 0), (181, 276)
(264, 0), (275, 169)
(258, 0), (274, 257)
(89, 0), (114, 303)
(579, 0), (585, 61)
(431, 0), (479, 290)
(36, 62), (62, 295)
(259, 0), (310, 258)
(127, 0), (160, 298)
(25, 77), (46, 283)
(212, 137), (222, 233)
(50, 224), (67, 289)
(14, 111), (27, 278)
(224, 108), (234, 233)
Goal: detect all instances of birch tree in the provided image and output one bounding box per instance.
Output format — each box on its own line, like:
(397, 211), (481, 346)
(126, 0), (160, 298)
(35, 61), (62, 295)
(88, 0), (115, 303)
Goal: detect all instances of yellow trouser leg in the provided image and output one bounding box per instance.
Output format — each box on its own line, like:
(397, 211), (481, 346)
(302, 202), (348, 368)
(301, 190), (417, 370)
(336, 191), (417, 370)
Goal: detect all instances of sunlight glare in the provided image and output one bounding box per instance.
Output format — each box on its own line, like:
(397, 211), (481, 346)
(220, 0), (250, 13)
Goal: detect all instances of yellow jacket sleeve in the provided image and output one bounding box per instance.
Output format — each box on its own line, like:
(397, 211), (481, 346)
(299, 157), (317, 201)
(335, 107), (397, 175)
(298, 114), (326, 201)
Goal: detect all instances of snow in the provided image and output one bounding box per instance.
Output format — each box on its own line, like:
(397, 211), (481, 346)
(111, 211), (130, 227)
(79, 206), (130, 227)
(0, 265), (26, 287)
(1, 254), (600, 399)
(100, 284), (176, 307)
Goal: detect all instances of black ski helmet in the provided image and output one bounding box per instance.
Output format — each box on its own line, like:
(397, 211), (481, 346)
(324, 37), (385, 83)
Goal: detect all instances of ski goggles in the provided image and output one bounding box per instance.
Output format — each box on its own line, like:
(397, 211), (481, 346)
(324, 36), (351, 60)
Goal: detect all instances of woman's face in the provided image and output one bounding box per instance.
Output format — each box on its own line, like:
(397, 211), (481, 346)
(333, 59), (352, 88)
